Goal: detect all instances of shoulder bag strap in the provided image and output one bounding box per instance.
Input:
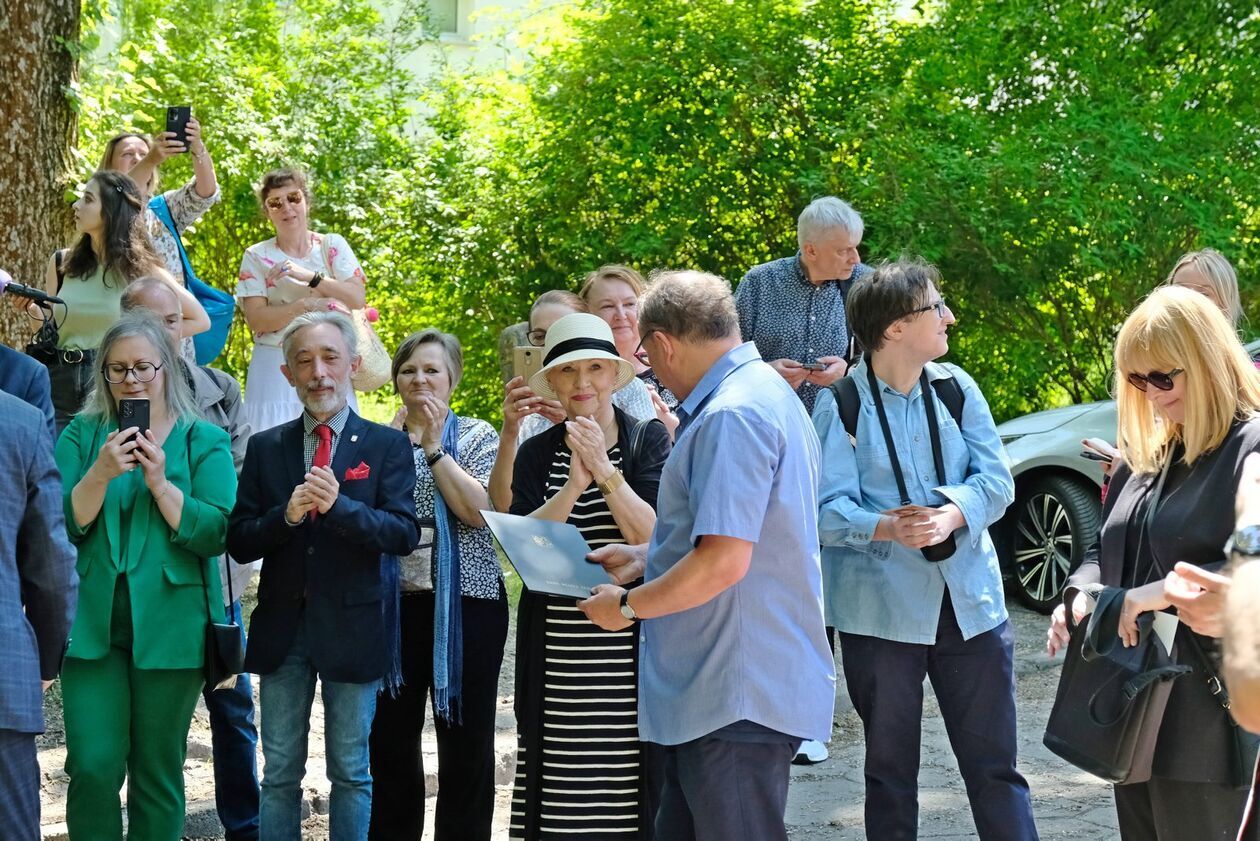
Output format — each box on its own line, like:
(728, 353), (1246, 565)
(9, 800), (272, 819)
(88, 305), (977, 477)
(148, 195), (196, 285)
(188, 424), (236, 625)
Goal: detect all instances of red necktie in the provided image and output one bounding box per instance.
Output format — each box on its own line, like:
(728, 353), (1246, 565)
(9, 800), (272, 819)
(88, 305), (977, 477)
(311, 423), (332, 521)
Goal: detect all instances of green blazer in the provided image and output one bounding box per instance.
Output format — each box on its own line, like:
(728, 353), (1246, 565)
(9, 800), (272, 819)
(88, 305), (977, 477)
(55, 414), (236, 669)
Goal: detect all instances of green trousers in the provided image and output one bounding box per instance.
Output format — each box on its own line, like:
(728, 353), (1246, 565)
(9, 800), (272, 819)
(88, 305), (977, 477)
(62, 649), (203, 841)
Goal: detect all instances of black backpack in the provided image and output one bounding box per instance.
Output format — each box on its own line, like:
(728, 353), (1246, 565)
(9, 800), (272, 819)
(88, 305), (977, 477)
(828, 363), (965, 438)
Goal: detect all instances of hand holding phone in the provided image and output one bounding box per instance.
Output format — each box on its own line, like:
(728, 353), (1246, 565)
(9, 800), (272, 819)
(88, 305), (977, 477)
(1079, 449), (1112, 463)
(165, 106), (192, 151)
(800, 361), (826, 372)
(118, 398), (151, 444)
(512, 346), (542, 384)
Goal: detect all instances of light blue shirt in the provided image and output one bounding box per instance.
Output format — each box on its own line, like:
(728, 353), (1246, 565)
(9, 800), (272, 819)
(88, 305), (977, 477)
(639, 342), (835, 745)
(813, 357), (1014, 644)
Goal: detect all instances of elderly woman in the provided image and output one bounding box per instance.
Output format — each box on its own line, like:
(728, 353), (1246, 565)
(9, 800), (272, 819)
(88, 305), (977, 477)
(55, 313), (236, 840)
(17, 170), (208, 434)
(579, 265), (680, 424)
(235, 168), (366, 433)
(508, 313), (671, 840)
(1048, 287), (1260, 840)
(488, 290), (658, 512)
(369, 329), (506, 840)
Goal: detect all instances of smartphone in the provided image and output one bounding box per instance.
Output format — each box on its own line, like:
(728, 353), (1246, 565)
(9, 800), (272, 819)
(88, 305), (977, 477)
(165, 105), (191, 149)
(800, 361), (826, 371)
(1080, 449), (1113, 464)
(118, 398), (151, 444)
(513, 346), (542, 384)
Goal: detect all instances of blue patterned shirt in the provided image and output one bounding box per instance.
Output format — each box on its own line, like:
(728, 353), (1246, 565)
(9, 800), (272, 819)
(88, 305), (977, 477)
(735, 254), (871, 412)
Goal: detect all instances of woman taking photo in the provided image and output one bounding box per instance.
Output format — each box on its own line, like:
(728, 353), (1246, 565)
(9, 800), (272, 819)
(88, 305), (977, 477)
(579, 264), (680, 428)
(235, 168), (367, 433)
(1048, 286), (1260, 840)
(508, 313), (670, 840)
(488, 290), (657, 511)
(18, 170), (208, 434)
(369, 329), (506, 840)
(55, 313), (236, 840)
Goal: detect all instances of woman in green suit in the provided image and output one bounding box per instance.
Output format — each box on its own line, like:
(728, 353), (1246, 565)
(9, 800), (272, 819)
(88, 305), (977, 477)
(54, 313), (237, 840)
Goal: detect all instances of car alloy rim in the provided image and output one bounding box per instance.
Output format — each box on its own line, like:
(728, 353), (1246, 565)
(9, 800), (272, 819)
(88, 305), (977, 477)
(1012, 492), (1074, 603)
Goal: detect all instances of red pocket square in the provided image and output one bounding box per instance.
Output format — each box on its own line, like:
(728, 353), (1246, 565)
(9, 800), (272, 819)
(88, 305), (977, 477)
(344, 462), (371, 481)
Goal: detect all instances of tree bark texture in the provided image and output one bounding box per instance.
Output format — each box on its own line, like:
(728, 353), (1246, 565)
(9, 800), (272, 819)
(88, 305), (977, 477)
(0, 0), (79, 349)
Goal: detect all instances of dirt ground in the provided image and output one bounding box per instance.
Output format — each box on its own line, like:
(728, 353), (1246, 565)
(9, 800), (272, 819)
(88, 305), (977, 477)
(38, 583), (1119, 840)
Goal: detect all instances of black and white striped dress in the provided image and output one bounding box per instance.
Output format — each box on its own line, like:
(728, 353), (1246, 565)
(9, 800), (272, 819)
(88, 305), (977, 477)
(510, 442), (645, 839)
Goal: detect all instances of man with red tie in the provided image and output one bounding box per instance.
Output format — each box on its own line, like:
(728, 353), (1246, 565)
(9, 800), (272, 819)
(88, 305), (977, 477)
(228, 311), (419, 841)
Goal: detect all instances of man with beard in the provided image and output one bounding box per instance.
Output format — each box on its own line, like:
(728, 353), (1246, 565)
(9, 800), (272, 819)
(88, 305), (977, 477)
(228, 311), (419, 840)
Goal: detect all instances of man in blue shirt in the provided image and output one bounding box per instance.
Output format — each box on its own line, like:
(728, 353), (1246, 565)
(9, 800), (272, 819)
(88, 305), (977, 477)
(813, 258), (1038, 840)
(580, 270), (834, 841)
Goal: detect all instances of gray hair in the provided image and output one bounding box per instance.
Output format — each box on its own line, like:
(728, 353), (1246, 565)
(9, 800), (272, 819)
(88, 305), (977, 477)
(120, 275), (181, 313)
(391, 328), (464, 391)
(83, 312), (199, 422)
(797, 196), (864, 249)
(281, 310), (358, 366)
(640, 270), (739, 343)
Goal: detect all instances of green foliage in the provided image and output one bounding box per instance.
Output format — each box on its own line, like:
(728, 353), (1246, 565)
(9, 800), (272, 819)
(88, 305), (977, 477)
(78, 0), (1260, 424)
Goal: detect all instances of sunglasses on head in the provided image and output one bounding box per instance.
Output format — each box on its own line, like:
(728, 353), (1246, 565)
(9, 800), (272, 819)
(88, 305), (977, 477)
(1126, 368), (1183, 392)
(265, 190), (304, 211)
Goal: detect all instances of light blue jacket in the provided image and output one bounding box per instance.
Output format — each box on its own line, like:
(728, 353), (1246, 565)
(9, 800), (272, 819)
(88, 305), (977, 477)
(813, 357), (1014, 643)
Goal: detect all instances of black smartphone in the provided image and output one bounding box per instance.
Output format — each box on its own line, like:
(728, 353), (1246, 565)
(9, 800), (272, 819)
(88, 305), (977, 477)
(118, 398), (151, 444)
(1079, 449), (1113, 464)
(800, 361), (826, 371)
(165, 105), (191, 149)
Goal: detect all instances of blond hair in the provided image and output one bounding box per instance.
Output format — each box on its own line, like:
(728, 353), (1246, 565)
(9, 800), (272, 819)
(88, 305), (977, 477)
(1163, 248), (1242, 328)
(1115, 285), (1260, 473)
(578, 265), (645, 301)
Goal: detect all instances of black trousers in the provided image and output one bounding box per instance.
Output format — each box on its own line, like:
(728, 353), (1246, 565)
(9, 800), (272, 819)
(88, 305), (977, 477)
(653, 732), (798, 841)
(839, 592), (1038, 841)
(0, 729), (39, 841)
(368, 584), (508, 841)
(1115, 775), (1254, 841)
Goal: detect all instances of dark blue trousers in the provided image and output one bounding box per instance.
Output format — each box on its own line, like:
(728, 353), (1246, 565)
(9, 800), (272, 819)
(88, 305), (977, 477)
(0, 729), (39, 841)
(202, 600), (260, 841)
(654, 731), (798, 841)
(839, 593), (1038, 841)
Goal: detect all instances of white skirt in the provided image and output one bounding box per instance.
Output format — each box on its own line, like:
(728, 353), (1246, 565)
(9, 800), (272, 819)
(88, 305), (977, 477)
(243, 343), (357, 435)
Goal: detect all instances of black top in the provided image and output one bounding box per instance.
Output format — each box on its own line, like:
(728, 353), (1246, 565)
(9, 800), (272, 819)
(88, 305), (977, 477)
(1069, 417), (1260, 783)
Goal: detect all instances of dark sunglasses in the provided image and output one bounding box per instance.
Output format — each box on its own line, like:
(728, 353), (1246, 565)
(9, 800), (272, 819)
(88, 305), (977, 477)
(1126, 368), (1183, 392)
(264, 190), (304, 211)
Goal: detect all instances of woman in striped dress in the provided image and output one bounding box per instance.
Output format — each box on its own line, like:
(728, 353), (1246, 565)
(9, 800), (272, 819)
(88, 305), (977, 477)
(509, 313), (671, 839)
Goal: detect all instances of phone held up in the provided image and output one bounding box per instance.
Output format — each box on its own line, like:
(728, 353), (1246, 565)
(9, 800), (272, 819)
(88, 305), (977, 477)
(1079, 449), (1113, 464)
(513, 346), (542, 384)
(165, 105), (192, 149)
(118, 398), (151, 445)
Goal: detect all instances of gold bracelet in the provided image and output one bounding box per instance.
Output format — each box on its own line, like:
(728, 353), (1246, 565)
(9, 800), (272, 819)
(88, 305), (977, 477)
(596, 469), (625, 496)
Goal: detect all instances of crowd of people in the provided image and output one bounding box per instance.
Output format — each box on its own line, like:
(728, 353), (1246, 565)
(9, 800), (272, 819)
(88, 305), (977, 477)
(0, 116), (1259, 841)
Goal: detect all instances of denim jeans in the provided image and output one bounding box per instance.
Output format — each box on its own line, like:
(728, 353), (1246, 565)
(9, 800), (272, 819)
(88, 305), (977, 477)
(203, 600), (260, 841)
(258, 623), (379, 841)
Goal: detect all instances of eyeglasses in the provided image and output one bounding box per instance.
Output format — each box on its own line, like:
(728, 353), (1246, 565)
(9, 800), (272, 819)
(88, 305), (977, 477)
(1127, 368), (1183, 392)
(103, 361), (163, 384)
(907, 299), (948, 319)
(527, 328), (547, 347)
(634, 330), (657, 366)
(264, 190), (304, 211)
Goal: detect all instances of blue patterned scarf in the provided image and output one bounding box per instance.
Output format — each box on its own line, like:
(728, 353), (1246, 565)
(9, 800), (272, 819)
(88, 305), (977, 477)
(432, 410), (464, 722)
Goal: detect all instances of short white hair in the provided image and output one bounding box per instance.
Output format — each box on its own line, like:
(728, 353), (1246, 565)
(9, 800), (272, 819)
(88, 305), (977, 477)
(797, 196), (864, 248)
(281, 310), (358, 366)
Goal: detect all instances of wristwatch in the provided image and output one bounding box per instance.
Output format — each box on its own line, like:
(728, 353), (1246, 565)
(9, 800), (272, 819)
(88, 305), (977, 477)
(425, 447), (446, 468)
(309, 271), (325, 289)
(1228, 523), (1260, 558)
(597, 469), (626, 497)
(619, 590), (639, 622)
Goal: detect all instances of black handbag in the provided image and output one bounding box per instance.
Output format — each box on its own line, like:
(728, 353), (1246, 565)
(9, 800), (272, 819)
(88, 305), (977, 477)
(1043, 456), (1193, 784)
(185, 425), (245, 691)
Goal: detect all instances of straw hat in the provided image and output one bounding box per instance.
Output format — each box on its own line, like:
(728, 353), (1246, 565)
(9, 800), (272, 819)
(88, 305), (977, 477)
(529, 313), (637, 399)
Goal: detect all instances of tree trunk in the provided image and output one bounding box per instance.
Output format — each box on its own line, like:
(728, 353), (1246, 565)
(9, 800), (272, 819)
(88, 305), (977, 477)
(0, 0), (79, 349)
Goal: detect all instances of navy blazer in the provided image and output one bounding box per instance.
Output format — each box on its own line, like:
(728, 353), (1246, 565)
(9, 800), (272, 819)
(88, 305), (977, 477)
(0, 391), (77, 734)
(0, 344), (55, 442)
(227, 410), (419, 683)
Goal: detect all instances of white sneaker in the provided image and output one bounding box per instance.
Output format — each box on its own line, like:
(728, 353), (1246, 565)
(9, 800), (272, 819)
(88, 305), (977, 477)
(792, 739), (829, 765)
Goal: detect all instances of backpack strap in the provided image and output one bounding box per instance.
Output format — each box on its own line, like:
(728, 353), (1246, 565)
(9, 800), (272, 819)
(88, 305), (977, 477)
(828, 365), (966, 440)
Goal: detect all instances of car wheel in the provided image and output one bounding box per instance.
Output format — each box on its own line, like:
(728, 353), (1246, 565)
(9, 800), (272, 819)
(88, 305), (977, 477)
(1008, 476), (1101, 614)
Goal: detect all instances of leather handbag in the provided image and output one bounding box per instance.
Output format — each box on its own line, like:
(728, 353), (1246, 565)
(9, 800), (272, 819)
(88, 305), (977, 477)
(1043, 457), (1192, 784)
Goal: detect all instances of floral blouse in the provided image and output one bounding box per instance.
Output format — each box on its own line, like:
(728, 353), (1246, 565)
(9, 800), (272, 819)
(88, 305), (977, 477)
(235, 232), (366, 348)
(146, 178), (221, 364)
